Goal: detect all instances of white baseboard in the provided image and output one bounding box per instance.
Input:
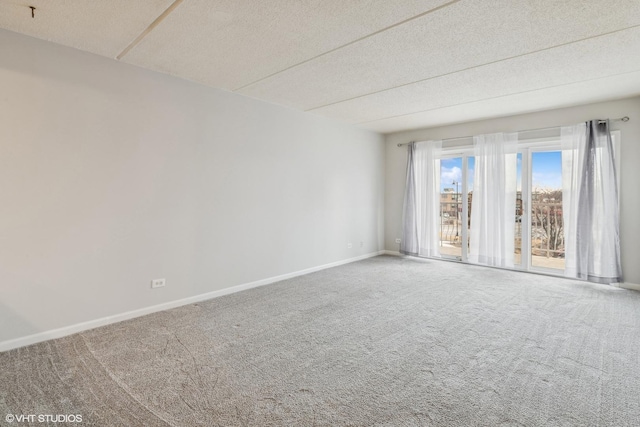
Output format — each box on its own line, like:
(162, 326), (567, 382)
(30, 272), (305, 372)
(0, 251), (385, 353)
(382, 250), (401, 256)
(620, 282), (640, 291)
(387, 253), (640, 292)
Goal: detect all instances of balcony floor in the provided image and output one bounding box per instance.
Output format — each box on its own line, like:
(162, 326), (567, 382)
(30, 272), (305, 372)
(439, 244), (565, 270)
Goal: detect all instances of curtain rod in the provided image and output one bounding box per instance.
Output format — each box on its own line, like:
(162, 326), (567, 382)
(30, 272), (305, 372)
(396, 116), (630, 147)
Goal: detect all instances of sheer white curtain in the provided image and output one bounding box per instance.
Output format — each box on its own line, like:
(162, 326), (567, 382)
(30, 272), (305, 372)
(401, 140), (442, 258)
(561, 120), (622, 284)
(469, 133), (518, 268)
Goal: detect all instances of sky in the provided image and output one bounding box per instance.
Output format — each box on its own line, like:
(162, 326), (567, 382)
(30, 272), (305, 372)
(531, 151), (562, 190)
(440, 151), (562, 193)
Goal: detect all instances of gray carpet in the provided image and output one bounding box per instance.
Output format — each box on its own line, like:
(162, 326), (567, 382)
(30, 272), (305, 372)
(2, 255), (640, 426)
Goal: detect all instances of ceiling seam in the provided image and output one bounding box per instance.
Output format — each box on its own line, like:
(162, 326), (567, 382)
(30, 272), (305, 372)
(354, 68), (640, 126)
(306, 23), (640, 112)
(116, 0), (185, 60)
(231, 0), (464, 92)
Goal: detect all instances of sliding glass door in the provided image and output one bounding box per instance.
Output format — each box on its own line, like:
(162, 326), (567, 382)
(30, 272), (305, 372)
(428, 131), (619, 279)
(514, 153), (523, 267)
(528, 150), (565, 272)
(439, 157), (463, 259)
(437, 146), (565, 275)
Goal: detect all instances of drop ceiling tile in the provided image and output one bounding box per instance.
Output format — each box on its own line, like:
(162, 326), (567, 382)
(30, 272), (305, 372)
(239, 0), (640, 110)
(2, 0), (639, 134)
(360, 71), (640, 133)
(121, 0), (452, 90)
(0, 0), (174, 58)
(313, 26), (640, 124)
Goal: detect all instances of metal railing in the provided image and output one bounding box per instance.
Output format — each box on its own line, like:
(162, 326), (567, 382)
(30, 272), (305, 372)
(530, 201), (564, 259)
(439, 200), (565, 260)
(439, 201), (461, 247)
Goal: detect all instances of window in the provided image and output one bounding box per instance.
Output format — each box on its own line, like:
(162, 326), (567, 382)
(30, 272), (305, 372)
(433, 131), (620, 276)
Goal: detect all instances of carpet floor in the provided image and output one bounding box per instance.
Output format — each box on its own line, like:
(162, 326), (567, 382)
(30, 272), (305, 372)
(2, 255), (640, 426)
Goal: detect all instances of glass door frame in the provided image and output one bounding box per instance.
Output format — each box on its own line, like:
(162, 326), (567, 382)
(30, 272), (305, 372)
(437, 131), (620, 279)
(520, 143), (564, 275)
(438, 149), (473, 262)
(518, 131), (620, 275)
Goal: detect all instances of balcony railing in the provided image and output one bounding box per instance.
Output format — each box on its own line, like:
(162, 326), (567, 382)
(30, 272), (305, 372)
(530, 201), (564, 259)
(439, 200), (565, 267)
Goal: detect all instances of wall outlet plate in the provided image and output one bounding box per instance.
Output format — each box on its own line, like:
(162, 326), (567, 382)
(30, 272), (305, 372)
(347, 242), (352, 248)
(151, 278), (166, 289)
(395, 238), (401, 244)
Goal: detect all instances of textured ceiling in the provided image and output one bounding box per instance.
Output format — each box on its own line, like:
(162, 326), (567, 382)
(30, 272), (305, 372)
(2, 0), (640, 133)
(0, 0), (174, 57)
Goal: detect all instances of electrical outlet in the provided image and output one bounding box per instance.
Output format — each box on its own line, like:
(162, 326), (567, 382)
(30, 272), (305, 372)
(347, 242), (353, 249)
(151, 278), (166, 289)
(360, 241), (364, 247)
(395, 238), (401, 244)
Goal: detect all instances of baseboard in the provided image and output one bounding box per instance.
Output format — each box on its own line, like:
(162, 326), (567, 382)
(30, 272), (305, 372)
(0, 251), (385, 353)
(620, 282), (640, 291)
(382, 250), (401, 256)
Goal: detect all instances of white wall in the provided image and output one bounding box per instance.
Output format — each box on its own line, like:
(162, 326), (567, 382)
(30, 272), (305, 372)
(0, 29), (385, 345)
(385, 97), (640, 285)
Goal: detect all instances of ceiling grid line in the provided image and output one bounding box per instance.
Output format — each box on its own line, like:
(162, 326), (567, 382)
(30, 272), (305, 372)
(231, 0), (464, 92)
(1, 0), (638, 133)
(306, 23), (640, 113)
(355, 68), (640, 126)
(116, 0), (185, 60)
